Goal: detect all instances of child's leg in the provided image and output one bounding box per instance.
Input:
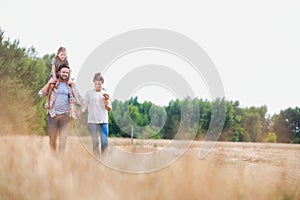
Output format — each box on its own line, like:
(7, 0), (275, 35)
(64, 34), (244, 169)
(45, 83), (55, 109)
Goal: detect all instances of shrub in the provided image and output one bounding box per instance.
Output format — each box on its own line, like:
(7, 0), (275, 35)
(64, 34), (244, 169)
(264, 132), (277, 143)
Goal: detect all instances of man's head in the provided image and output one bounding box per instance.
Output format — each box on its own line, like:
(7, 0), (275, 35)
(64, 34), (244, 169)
(58, 64), (70, 81)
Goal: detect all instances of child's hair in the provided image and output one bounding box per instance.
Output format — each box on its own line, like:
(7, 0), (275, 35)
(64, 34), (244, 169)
(55, 47), (67, 65)
(93, 72), (104, 83)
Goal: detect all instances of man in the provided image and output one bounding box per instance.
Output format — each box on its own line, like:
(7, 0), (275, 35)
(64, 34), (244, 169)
(39, 64), (82, 153)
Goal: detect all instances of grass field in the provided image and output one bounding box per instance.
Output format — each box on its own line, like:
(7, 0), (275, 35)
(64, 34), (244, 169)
(0, 136), (299, 200)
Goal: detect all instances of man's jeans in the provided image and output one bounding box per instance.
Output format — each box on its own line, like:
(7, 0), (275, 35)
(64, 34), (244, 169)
(47, 113), (70, 153)
(88, 123), (108, 156)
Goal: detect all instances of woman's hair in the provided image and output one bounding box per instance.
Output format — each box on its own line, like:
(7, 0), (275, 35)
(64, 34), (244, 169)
(93, 72), (104, 83)
(55, 47), (67, 64)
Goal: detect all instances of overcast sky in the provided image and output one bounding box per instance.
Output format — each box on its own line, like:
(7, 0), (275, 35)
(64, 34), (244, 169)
(1, 0), (299, 115)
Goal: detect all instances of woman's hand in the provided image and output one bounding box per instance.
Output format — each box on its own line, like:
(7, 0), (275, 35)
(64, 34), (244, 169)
(104, 101), (112, 111)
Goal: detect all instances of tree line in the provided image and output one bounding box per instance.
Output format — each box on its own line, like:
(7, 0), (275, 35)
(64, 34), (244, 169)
(103, 97), (299, 143)
(0, 29), (299, 143)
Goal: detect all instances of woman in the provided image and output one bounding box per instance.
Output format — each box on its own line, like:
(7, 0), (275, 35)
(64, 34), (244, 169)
(82, 72), (112, 157)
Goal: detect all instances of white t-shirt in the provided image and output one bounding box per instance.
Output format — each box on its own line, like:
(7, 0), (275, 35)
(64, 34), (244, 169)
(82, 89), (112, 123)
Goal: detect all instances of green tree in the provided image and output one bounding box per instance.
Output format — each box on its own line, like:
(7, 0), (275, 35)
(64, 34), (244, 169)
(162, 99), (181, 139)
(0, 29), (48, 135)
(272, 107), (300, 143)
(240, 106), (268, 142)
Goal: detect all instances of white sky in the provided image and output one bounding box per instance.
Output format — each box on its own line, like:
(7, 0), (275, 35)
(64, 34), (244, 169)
(1, 0), (299, 115)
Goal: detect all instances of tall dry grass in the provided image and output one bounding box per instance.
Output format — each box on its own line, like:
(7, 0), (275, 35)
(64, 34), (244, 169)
(0, 136), (299, 200)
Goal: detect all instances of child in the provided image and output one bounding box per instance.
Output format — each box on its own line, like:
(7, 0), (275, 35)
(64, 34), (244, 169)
(48, 46), (69, 83)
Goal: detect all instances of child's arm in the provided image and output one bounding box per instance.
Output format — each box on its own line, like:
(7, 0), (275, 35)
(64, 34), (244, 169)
(68, 69), (72, 85)
(51, 64), (57, 81)
(65, 59), (71, 84)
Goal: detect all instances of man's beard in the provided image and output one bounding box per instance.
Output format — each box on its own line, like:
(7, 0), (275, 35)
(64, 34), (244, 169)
(60, 75), (68, 80)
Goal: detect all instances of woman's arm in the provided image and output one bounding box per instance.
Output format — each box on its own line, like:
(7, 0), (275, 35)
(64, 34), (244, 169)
(105, 99), (112, 112)
(81, 91), (89, 113)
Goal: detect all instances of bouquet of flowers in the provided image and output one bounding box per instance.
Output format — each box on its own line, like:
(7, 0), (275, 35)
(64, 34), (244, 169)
(102, 93), (111, 111)
(102, 93), (110, 103)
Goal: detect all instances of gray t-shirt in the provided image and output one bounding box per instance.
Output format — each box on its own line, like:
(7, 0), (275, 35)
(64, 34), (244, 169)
(54, 82), (71, 114)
